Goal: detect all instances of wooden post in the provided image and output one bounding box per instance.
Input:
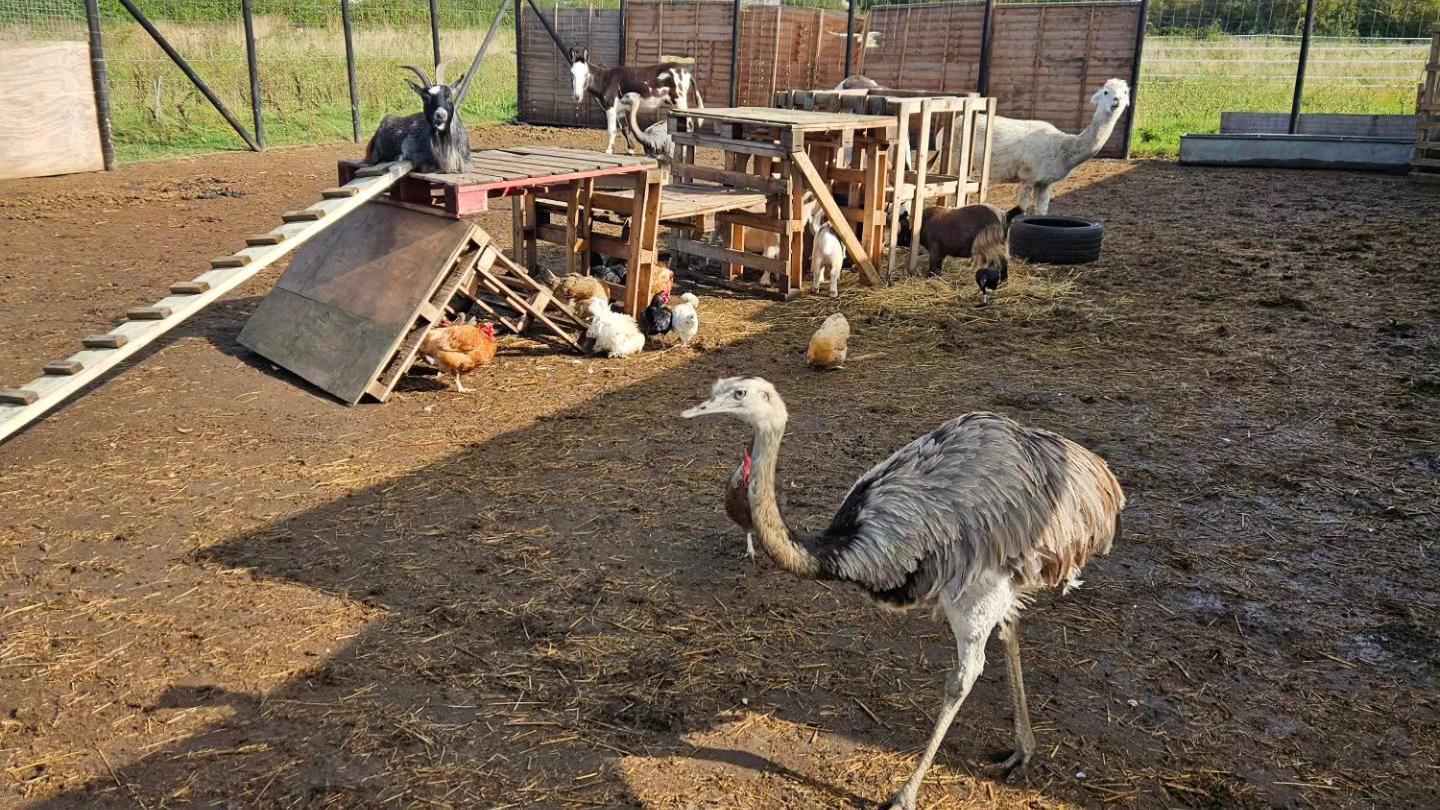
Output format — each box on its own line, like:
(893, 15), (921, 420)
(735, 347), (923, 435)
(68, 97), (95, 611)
(978, 0), (997, 96)
(730, 0), (742, 105)
(341, 0), (361, 143)
(1290, 0), (1318, 134)
(1121, 0), (1148, 158)
(241, 0), (265, 150)
(906, 99), (932, 276)
(82, 0), (115, 170)
(429, 0), (442, 69)
(886, 108), (910, 282)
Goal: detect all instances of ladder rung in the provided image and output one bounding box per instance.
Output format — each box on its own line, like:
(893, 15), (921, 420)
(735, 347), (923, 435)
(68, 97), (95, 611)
(246, 232), (287, 246)
(43, 360), (83, 376)
(0, 388), (39, 405)
(322, 186), (360, 198)
(127, 306), (172, 320)
(211, 254), (252, 269)
(282, 209), (325, 222)
(83, 334), (127, 349)
(170, 280), (211, 294)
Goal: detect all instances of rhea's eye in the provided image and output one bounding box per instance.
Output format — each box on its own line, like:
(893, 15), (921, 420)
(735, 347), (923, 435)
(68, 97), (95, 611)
(734, 389), (745, 400)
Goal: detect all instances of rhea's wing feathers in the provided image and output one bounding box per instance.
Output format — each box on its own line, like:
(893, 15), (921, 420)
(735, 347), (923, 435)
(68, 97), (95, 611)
(817, 413), (1121, 606)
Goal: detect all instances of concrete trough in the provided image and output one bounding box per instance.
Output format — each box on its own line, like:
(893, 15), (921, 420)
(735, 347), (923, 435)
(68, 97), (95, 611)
(1180, 133), (1415, 173)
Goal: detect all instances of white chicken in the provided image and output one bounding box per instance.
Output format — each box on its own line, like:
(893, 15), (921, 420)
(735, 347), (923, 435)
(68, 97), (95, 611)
(585, 296), (645, 358)
(669, 292), (700, 345)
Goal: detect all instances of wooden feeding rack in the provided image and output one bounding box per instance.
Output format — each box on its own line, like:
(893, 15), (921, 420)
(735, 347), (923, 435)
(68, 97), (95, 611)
(339, 147), (665, 316)
(775, 88), (997, 278)
(1413, 32), (1440, 184)
(666, 106), (897, 296)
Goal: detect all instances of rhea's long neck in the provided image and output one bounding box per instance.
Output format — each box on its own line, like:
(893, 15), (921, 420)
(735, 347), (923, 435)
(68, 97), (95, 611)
(747, 419), (824, 578)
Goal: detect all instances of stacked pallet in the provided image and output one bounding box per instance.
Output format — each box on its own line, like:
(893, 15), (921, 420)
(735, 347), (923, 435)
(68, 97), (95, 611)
(1413, 32), (1440, 184)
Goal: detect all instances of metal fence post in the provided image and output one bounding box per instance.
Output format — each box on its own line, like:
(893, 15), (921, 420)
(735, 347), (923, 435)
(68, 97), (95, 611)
(516, 0), (527, 121)
(618, 0), (627, 65)
(429, 0), (442, 69)
(730, 0), (742, 106)
(115, 0), (260, 151)
(241, 0), (265, 150)
(83, 0), (116, 170)
(977, 0), (997, 96)
(1121, 0), (1148, 158)
(844, 0), (855, 78)
(1289, 0), (1318, 134)
(341, 0), (361, 142)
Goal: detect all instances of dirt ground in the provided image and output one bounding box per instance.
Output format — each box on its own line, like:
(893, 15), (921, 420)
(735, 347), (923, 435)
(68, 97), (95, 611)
(1, 125), (1437, 810)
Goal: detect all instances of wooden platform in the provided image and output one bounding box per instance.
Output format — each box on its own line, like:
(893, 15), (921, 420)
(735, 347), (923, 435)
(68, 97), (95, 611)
(339, 147), (656, 218)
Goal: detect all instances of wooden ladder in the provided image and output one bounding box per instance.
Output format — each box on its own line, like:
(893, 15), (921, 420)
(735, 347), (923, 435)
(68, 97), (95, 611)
(0, 161), (415, 445)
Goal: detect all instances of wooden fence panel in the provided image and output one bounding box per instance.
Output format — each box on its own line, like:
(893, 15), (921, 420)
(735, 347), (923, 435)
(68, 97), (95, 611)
(625, 0), (735, 107)
(519, 4), (621, 127)
(864, 1), (1139, 158)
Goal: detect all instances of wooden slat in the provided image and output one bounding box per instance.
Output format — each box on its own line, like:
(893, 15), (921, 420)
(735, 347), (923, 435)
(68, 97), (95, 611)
(322, 186), (360, 198)
(0, 389), (39, 405)
(210, 254), (252, 269)
(790, 151), (881, 286)
(169, 281), (211, 295)
(672, 164), (787, 195)
(42, 360), (82, 375)
(82, 334), (127, 349)
(246, 232), (287, 246)
(670, 236), (787, 276)
(670, 131), (788, 158)
(282, 209), (326, 222)
(126, 306), (172, 320)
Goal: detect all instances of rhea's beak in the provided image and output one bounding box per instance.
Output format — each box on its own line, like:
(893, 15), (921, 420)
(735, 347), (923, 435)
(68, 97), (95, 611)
(681, 397), (724, 419)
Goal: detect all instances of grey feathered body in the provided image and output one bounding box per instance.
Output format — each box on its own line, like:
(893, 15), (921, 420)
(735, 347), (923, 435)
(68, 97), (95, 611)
(365, 112), (473, 174)
(786, 412), (1124, 608)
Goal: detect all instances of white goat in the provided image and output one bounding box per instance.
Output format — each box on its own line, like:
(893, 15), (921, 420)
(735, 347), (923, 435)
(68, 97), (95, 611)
(807, 206), (844, 298)
(975, 78), (1130, 215)
(585, 296), (645, 358)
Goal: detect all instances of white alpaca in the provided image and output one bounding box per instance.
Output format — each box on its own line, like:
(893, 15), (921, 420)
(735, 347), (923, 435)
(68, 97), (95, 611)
(976, 78), (1130, 215)
(808, 207), (843, 298)
(585, 296), (645, 358)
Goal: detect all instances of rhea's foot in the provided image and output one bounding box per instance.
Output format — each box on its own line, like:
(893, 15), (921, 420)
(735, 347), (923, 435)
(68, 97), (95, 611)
(877, 793), (916, 810)
(985, 745), (1032, 782)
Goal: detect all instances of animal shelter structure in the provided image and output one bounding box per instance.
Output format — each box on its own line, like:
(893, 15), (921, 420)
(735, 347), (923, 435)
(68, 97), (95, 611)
(517, 0), (1141, 158)
(1414, 32), (1440, 183)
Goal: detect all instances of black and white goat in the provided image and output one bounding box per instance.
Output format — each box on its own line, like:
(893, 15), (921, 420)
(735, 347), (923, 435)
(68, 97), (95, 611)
(568, 47), (702, 155)
(365, 63), (472, 174)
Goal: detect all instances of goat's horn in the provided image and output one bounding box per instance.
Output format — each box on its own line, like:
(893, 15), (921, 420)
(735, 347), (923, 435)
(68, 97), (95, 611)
(400, 64), (433, 87)
(434, 60), (449, 86)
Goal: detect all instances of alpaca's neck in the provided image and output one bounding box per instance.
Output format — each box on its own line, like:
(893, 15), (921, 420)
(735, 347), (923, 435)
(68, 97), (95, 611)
(1062, 104), (1123, 167)
(749, 422), (823, 578)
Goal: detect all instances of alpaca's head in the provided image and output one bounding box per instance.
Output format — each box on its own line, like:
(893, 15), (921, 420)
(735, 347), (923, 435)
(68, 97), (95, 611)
(1090, 78), (1130, 118)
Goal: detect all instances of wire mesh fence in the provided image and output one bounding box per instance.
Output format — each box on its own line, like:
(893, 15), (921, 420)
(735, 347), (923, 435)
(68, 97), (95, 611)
(1, 0), (1435, 161)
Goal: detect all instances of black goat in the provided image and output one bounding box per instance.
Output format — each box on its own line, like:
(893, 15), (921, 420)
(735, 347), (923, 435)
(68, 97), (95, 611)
(364, 63), (472, 174)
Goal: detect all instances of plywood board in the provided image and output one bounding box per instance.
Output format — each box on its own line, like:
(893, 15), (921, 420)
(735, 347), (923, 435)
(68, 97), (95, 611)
(238, 204), (474, 404)
(0, 42), (104, 181)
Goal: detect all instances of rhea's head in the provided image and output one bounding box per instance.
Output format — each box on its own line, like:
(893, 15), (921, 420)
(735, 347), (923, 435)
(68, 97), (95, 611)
(682, 377), (787, 430)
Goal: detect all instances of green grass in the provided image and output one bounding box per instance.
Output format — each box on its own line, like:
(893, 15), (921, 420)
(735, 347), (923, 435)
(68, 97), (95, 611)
(8, 18), (1427, 162)
(1132, 36), (1428, 155)
(93, 16), (517, 162)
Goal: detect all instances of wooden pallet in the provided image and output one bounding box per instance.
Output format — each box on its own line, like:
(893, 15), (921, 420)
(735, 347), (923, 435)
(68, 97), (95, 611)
(0, 161), (414, 444)
(1412, 33), (1440, 184)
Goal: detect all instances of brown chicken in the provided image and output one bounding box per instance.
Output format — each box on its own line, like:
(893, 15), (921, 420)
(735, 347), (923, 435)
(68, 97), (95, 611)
(806, 312), (849, 370)
(546, 271), (609, 308)
(419, 319), (496, 392)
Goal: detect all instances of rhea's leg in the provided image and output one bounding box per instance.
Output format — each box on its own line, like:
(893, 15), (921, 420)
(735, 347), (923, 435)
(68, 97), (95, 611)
(881, 576), (1014, 810)
(987, 619), (1036, 780)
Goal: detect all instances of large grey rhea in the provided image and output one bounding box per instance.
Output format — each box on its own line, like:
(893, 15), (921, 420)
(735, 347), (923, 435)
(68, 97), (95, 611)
(683, 377), (1126, 810)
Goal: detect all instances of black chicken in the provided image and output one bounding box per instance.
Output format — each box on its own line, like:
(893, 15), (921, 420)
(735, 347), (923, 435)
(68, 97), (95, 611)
(640, 290), (673, 335)
(975, 256), (1009, 306)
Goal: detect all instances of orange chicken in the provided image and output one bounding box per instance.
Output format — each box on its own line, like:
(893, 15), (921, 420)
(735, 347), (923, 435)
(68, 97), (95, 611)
(419, 319), (497, 392)
(806, 312), (849, 370)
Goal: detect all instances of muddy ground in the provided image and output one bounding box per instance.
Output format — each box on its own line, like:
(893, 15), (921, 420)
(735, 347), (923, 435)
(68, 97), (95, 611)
(1, 125), (1437, 809)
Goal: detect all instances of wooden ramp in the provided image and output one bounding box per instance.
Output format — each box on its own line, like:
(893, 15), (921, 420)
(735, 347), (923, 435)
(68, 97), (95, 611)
(0, 160), (414, 445)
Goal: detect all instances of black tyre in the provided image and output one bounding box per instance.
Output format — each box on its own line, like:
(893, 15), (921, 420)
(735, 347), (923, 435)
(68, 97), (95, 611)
(1008, 216), (1103, 265)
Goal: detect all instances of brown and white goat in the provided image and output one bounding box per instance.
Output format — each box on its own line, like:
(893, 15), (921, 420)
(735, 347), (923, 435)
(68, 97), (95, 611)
(909, 203), (1024, 305)
(568, 47), (702, 155)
